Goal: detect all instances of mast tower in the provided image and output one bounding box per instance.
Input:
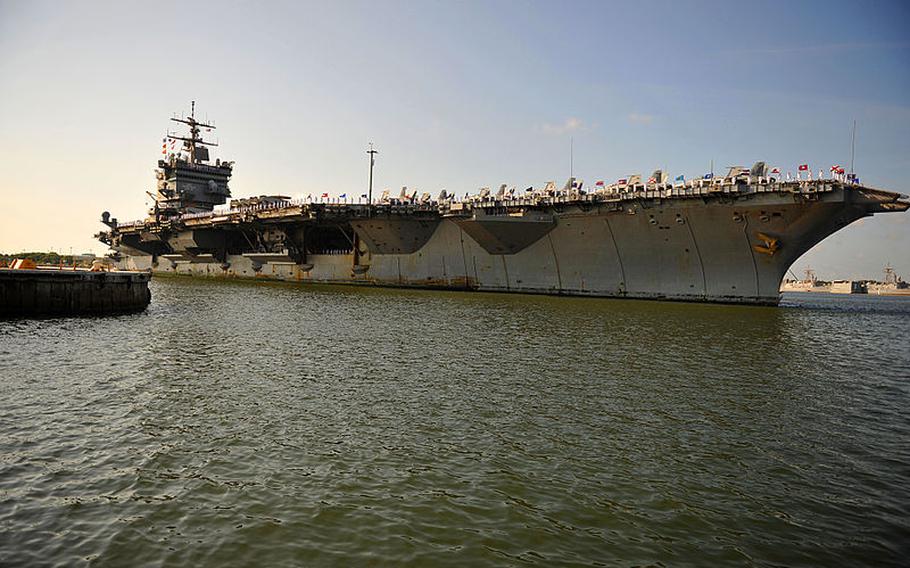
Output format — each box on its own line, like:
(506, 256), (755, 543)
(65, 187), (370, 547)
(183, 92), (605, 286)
(166, 100), (220, 164)
(152, 101), (233, 219)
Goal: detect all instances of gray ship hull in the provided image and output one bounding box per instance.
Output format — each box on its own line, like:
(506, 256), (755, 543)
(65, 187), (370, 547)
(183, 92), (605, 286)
(100, 107), (909, 306)
(113, 186), (895, 306)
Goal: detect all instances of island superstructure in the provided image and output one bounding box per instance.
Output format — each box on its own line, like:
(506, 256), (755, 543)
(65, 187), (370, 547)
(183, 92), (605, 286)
(97, 105), (909, 306)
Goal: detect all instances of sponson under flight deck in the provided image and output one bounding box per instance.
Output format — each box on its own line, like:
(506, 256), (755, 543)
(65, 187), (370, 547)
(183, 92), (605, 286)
(98, 104), (909, 305)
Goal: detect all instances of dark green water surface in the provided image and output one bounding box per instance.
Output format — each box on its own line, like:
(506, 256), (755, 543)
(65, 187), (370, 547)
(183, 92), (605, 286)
(1, 278), (908, 567)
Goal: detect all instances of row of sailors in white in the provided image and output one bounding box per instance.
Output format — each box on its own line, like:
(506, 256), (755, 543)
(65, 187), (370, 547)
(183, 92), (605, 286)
(182, 162), (859, 214)
(453, 163), (860, 203)
(281, 161), (861, 207)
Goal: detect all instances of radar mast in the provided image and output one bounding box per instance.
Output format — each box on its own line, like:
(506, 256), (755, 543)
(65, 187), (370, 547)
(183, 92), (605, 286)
(167, 100), (218, 164)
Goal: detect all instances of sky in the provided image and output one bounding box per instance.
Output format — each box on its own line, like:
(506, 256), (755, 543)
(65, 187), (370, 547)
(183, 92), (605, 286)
(0, 0), (908, 279)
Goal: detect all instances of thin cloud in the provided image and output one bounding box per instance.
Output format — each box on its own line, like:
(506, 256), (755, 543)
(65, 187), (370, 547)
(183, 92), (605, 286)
(541, 117), (585, 135)
(627, 113), (654, 125)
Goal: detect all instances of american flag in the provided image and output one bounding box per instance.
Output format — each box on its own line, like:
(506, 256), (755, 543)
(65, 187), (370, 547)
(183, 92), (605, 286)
(798, 164), (809, 171)
(595, 180), (604, 187)
(617, 178), (627, 185)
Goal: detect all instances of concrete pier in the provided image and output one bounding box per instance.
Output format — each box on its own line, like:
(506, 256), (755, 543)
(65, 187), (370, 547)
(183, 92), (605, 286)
(0, 269), (151, 317)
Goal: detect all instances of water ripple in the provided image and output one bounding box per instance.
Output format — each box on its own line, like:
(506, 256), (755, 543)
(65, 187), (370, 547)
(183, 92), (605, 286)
(1, 281), (908, 566)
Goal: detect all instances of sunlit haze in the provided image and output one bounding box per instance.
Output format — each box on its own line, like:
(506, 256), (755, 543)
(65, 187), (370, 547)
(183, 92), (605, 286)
(1, 0), (908, 279)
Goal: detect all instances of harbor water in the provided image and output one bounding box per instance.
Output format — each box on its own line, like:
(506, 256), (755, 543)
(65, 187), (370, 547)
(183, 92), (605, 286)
(1, 277), (908, 566)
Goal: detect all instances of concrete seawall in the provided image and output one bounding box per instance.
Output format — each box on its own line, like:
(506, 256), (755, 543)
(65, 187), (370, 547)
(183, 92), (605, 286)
(0, 269), (151, 317)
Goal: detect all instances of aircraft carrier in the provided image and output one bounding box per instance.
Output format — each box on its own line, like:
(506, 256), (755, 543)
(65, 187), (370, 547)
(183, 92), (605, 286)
(97, 104), (909, 306)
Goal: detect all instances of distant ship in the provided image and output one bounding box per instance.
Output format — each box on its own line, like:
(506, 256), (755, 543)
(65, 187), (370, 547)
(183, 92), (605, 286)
(868, 265), (910, 296)
(780, 268), (829, 293)
(96, 104), (909, 306)
(781, 265), (910, 296)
